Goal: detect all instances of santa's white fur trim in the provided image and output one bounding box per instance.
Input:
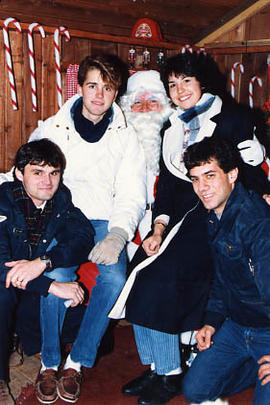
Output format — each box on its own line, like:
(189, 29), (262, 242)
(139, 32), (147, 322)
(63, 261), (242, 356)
(127, 70), (165, 94)
(120, 70), (170, 113)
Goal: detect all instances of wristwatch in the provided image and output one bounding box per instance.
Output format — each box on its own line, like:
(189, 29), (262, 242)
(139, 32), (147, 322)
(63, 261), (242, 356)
(40, 255), (52, 269)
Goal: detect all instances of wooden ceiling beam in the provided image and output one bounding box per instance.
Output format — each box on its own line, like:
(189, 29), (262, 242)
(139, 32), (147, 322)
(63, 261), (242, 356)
(17, 0), (240, 28)
(195, 0), (270, 46)
(0, 0), (252, 45)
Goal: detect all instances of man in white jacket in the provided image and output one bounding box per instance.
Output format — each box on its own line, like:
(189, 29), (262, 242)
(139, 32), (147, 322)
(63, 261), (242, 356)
(1, 54), (146, 403)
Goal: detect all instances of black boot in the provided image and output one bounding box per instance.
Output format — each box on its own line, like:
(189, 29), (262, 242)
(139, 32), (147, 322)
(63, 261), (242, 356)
(122, 368), (157, 397)
(138, 374), (183, 404)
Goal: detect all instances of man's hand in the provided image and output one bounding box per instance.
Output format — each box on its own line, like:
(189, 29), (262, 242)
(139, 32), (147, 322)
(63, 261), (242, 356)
(142, 235), (162, 256)
(263, 194), (270, 206)
(89, 227), (128, 265)
(196, 324), (216, 351)
(258, 355), (270, 386)
(5, 258), (46, 289)
(48, 281), (84, 307)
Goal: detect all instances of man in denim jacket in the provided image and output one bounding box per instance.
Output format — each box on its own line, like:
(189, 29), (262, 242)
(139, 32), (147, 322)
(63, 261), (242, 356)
(182, 136), (270, 405)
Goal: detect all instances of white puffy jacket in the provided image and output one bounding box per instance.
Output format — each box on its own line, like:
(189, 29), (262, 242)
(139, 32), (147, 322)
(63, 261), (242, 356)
(11, 95), (146, 240)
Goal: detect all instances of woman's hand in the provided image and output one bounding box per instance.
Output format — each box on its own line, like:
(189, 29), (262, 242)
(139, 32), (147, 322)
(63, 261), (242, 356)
(143, 234), (162, 256)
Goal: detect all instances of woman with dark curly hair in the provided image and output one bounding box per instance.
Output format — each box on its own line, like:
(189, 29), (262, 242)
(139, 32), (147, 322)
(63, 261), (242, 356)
(111, 52), (270, 405)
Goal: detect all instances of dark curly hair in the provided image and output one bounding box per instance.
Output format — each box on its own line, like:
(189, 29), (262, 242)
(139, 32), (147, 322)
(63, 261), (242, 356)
(183, 136), (241, 175)
(160, 52), (227, 101)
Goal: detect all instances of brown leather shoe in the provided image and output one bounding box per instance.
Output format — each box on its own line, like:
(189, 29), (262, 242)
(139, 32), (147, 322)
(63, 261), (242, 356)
(57, 368), (82, 403)
(35, 369), (58, 404)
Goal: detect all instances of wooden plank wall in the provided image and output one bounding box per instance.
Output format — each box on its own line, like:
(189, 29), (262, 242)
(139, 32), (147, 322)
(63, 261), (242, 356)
(209, 5), (270, 110)
(0, 23), (178, 171)
(1, 7), (270, 171)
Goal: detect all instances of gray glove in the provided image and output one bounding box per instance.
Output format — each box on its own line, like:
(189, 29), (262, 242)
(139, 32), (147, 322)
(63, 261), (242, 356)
(88, 227), (128, 265)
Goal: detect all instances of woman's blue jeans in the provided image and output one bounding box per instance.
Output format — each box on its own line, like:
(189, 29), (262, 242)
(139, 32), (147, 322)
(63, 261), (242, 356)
(69, 220), (126, 367)
(133, 324), (181, 375)
(182, 318), (270, 405)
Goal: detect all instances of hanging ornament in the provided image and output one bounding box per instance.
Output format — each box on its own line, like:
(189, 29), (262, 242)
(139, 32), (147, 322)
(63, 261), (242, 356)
(157, 50), (165, 68)
(128, 47), (136, 69)
(143, 48), (150, 69)
(131, 18), (162, 41)
(181, 44), (193, 54)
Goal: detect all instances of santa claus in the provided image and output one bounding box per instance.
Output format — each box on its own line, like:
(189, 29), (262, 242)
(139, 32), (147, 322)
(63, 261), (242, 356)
(120, 70), (173, 259)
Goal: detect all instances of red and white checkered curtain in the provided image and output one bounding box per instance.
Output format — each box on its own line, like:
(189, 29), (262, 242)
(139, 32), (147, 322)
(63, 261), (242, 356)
(65, 64), (79, 100)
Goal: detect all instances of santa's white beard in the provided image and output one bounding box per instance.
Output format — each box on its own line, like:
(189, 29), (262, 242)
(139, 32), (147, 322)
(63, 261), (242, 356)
(125, 107), (171, 176)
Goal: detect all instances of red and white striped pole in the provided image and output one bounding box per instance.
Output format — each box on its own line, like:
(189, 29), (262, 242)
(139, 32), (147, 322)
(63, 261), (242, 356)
(27, 23), (45, 112)
(54, 26), (70, 109)
(231, 62), (244, 99)
(249, 76), (262, 109)
(3, 17), (22, 110)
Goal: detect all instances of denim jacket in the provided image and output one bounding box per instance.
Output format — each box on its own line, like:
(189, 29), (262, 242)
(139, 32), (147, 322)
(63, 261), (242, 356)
(206, 182), (270, 329)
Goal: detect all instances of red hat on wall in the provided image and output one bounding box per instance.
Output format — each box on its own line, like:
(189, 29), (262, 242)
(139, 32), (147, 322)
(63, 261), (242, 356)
(131, 18), (163, 41)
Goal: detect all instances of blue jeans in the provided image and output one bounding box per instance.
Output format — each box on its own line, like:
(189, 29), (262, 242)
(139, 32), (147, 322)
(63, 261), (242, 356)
(69, 220), (126, 367)
(182, 318), (270, 405)
(134, 324), (181, 374)
(40, 239), (78, 368)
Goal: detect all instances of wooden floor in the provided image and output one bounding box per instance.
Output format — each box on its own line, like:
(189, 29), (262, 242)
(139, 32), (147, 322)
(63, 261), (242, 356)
(10, 325), (254, 405)
(9, 353), (40, 401)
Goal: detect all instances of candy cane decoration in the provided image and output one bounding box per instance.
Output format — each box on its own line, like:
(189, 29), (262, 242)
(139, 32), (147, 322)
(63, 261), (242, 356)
(249, 76), (262, 108)
(3, 17), (22, 110)
(231, 62), (244, 99)
(197, 47), (206, 55)
(181, 44), (193, 54)
(54, 26), (70, 109)
(27, 23), (45, 112)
